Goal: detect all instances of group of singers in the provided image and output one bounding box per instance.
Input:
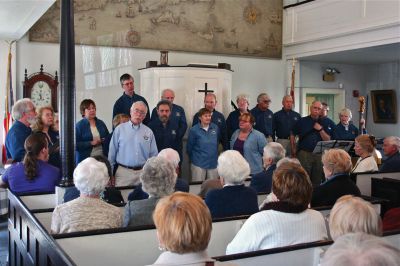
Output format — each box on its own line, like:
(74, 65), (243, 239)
(2, 73), (400, 194)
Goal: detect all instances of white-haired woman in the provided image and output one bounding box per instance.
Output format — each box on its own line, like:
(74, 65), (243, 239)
(123, 157), (177, 227)
(226, 94), (250, 139)
(333, 108), (365, 140)
(250, 142), (285, 193)
(50, 158), (122, 234)
(205, 150), (258, 219)
(328, 195), (382, 240)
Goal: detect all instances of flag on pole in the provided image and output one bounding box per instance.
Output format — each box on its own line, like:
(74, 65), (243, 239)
(290, 58), (296, 106)
(2, 41), (15, 164)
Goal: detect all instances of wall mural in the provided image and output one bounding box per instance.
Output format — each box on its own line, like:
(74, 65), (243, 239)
(29, 0), (283, 59)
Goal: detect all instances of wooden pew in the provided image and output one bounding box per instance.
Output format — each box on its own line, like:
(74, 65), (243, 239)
(355, 171), (400, 196)
(213, 229), (400, 266)
(52, 216), (247, 266)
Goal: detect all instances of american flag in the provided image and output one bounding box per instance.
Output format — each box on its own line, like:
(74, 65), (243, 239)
(290, 58), (296, 106)
(2, 41), (15, 164)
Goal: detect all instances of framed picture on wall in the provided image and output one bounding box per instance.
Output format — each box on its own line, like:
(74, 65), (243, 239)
(371, 90), (397, 123)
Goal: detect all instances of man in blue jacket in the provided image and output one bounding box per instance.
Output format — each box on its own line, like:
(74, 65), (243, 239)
(112, 73), (150, 125)
(148, 100), (183, 162)
(150, 88), (187, 141)
(380, 136), (400, 173)
(5, 99), (36, 162)
(251, 93), (273, 141)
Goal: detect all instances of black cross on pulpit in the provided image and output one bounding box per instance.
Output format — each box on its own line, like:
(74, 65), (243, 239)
(198, 83), (214, 98)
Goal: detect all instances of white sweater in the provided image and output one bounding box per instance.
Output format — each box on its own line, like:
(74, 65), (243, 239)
(226, 209), (328, 254)
(352, 156), (378, 173)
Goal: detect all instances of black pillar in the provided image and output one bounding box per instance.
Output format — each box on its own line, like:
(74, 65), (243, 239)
(59, 0), (75, 186)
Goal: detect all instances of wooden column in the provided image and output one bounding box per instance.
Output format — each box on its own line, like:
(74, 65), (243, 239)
(59, 0), (75, 185)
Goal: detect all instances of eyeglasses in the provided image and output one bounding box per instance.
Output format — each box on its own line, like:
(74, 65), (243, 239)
(262, 100), (271, 103)
(123, 81), (134, 86)
(132, 108), (146, 116)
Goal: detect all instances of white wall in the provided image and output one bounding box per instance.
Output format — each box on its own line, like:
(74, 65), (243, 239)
(16, 35), (285, 129)
(364, 61), (400, 138)
(299, 61), (366, 124)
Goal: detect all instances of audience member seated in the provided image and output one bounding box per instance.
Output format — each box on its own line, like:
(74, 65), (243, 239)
(63, 155), (124, 204)
(0, 133), (61, 194)
(321, 233), (400, 266)
(382, 207), (400, 231)
(352, 134), (378, 173)
(328, 195), (382, 240)
(250, 142), (285, 193)
(380, 136), (400, 173)
(312, 149), (360, 207)
(150, 192), (224, 265)
(205, 150), (258, 219)
(230, 113), (267, 175)
(32, 106), (60, 168)
(127, 148), (188, 201)
(76, 99), (109, 163)
(226, 162), (327, 254)
(51, 158), (122, 234)
(124, 157), (176, 227)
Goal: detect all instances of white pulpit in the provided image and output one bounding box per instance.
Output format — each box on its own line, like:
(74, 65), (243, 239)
(139, 66), (233, 126)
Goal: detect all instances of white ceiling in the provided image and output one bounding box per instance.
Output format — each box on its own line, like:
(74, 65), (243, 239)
(0, 0), (55, 40)
(300, 43), (400, 65)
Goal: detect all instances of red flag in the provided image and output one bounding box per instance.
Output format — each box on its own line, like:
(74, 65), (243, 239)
(2, 42), (15, 164)
(290, 58), (295, 106)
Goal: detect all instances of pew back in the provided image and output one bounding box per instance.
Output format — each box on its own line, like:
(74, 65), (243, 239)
(356, 171), (400, 196)
(54, 217), (246, 266)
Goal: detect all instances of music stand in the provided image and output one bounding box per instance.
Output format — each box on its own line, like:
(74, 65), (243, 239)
(312, 140), (354, 154)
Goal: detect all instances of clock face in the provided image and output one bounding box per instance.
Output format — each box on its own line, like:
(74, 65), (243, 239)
(31, 81), (52, 109)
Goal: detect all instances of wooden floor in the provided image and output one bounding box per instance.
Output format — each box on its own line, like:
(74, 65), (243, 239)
(0, 215), (8, 266)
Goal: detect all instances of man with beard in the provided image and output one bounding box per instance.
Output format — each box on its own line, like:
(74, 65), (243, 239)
(148, 100), (183, 162)
(5, 98), (37, 162)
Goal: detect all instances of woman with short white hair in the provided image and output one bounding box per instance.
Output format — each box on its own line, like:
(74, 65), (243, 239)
(205, 150), (258, 218)
(250, 142), (285, 193)
(51, 158), (122, 233)
(333, 108), (364, 140)
(329, 195), (382, 240)
(124, 157), (177, 227)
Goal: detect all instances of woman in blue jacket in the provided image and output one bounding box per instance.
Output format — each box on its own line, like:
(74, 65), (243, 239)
(76, 99), (109, 163)
(230, 113), (267, 175)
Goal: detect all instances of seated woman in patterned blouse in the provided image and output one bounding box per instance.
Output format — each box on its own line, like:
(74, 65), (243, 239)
(50, 157), (122, 234)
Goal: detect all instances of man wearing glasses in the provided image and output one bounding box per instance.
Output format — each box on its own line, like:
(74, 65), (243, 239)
(108, 101), (158, 186)
(251, 93), (274, 141)
(5, 98), (36, 162)
(112, 73), (150, 125)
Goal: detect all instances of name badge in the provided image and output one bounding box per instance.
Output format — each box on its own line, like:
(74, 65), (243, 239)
(172, 130), (176, 135)
(143, 135), (149, 141)
(217, 118), (222, 123)
(176, 112), (181, 117)
(268, 115), (272, 119)
(211, 130), (217, 135)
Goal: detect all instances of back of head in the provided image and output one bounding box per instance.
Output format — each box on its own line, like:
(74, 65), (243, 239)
(112, 114), (130, 128)
(158, 148), (180, 169)
(153, 192), (212, 254)
(329, 195), (382, 240)
(23, 132), (48, 180)
(263, 142), (286, 163)
(217, 150), (250, 185)
(140, 157), (177, 197)
(276, 157), (301, 168)
(272, 162), (312, 209)
(322, 149), (352, 174)
(73, 157), (109, 196)
(321, 233), (400, 266)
